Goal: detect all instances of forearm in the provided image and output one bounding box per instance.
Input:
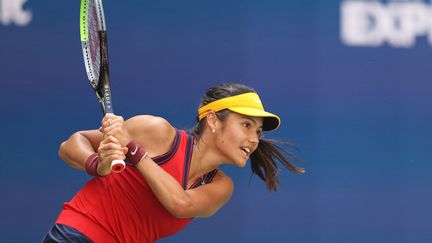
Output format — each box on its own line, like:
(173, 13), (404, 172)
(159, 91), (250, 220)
(59, 132), (98, 171)
(136, 157), (191, 218)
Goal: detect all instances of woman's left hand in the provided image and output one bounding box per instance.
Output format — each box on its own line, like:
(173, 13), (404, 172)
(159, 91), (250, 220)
(100, 114), (132, 147)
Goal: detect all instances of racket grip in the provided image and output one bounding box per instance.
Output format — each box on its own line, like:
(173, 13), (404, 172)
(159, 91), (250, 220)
(111, 160), (126, 173)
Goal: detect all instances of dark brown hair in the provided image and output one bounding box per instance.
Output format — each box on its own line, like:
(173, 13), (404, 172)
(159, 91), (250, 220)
(191, 83), (304, 191)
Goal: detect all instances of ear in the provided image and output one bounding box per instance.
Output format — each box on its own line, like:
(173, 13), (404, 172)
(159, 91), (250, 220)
(205, 111), (218, 132)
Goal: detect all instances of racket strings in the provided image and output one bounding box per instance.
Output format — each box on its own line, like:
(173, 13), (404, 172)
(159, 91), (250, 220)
(89, 1), (101, 74)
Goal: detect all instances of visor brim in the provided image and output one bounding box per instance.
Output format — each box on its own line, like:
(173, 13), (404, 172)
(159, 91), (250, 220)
(228, 107), (280, 131)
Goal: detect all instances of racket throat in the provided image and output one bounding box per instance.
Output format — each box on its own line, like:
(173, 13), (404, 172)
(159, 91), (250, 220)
(96, 30), (114, 115)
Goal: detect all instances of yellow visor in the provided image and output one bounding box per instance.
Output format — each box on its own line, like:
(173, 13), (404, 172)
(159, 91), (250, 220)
(198, 92), (280, 131)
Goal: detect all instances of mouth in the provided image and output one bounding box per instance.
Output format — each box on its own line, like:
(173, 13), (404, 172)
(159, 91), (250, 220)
(240, 147), (251, 157)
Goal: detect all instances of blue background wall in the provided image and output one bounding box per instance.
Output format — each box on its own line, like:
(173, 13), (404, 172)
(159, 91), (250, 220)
(1, 0), (431, 242)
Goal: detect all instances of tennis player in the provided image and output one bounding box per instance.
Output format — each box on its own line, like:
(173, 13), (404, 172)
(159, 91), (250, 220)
(42, 83), (304, 242)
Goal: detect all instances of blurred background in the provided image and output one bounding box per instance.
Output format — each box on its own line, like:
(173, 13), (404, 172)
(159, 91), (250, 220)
(1, 0), (431, 242)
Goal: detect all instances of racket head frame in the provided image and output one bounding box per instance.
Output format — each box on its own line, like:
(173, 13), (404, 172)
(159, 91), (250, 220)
(80, 0), (113, 115)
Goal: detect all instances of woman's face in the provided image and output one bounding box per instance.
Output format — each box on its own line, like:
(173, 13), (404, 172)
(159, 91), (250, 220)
(214, 112), (264, 167)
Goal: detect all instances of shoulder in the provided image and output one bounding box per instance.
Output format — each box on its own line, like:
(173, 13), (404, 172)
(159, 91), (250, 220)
(125, 115), (173, 134)
(125, 115), (176, 153)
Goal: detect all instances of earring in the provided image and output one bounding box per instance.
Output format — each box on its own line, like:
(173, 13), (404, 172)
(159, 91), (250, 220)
(212, 129), (215, 133)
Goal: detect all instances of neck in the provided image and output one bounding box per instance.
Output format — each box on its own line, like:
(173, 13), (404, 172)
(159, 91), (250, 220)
(188, 134), (223, 185)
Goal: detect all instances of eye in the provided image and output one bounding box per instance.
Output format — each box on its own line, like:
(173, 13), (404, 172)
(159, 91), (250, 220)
(243, 122), (251, 128)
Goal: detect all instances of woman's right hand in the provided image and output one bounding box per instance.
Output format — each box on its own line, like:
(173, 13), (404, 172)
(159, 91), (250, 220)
(97, 135), (128, 176)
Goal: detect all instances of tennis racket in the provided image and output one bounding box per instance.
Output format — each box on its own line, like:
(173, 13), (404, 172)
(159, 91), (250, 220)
(80, 0), (125, 173)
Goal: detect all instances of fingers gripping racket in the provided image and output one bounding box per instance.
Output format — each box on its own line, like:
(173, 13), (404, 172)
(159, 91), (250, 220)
(80, 0), (125, 173)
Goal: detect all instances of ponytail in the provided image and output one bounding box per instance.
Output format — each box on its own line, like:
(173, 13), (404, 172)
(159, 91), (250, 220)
(250, 138), (304, 192)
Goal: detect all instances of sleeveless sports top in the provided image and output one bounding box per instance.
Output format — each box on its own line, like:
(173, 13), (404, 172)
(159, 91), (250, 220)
(56, 129), (218, 243)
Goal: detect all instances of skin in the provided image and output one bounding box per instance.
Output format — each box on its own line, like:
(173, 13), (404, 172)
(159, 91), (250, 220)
(59, 112), (264, 219)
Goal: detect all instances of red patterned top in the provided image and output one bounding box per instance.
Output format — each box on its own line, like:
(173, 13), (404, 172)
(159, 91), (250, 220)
(56, 130), (218, 243)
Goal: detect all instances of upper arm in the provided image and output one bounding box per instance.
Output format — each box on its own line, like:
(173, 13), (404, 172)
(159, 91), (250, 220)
(177, 171), (234, 218)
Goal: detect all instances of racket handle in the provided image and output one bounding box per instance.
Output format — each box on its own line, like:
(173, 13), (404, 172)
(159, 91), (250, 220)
(111, 160), (126, 173)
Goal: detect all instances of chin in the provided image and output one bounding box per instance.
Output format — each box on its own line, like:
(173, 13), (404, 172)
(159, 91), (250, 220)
(226, 154), (249, 168)
(236, 159), (248, 168)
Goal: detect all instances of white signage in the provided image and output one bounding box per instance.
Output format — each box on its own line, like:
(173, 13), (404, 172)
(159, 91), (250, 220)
(0, 0), (32, 26)
(341, 1), (432, 48)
